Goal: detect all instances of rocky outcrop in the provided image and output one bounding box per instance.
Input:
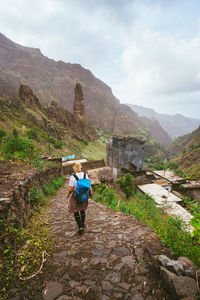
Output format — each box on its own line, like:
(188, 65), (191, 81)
(18, 84), (42, 109)
(73, 82), (85, 119)
(0, 84), (96, 142)
(47, 100), (96, 141)
(153, 255), (199, 299)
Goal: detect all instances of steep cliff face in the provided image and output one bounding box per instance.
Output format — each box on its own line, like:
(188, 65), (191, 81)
(0, 32), (166, 147)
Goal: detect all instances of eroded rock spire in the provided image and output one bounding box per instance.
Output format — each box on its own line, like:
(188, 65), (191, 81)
(73, 82), (85, 119)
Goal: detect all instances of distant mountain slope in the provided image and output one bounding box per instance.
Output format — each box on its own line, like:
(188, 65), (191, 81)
(168, 126), (200, 179)
(128, 104), (200, 139)
(169, 125), (200, 155)
(141, 117), (172, 147)
(0, 32), (170, 149)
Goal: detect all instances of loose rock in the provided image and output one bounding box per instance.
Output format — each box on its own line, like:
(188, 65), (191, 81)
(42, 282), (63, 300)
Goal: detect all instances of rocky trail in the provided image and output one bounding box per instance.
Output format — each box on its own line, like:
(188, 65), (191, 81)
(17, 181), (173, 300)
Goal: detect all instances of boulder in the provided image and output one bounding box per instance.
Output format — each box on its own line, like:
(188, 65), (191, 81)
(160, 266), (176, 296)
(178, 257), (196, 279)
(157, 255), (184, 275)
(160, 267), (198, 299)
(172, 275), (198, 299)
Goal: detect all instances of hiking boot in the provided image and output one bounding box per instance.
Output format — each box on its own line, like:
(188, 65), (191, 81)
(78, 228), (84, 235)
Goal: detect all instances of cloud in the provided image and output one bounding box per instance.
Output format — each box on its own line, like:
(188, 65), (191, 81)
(112, 2), (200, 118)
(0, 0), (200, 118)
(117, 31), (200, 93)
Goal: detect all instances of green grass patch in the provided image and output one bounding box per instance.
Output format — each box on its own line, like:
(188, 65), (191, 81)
(0, 129), (36, 161)
(81, 138), (106, 160)
(93, 184), (200, 268)
(184, 163), (200, 180)
(0, 176), (65, 298)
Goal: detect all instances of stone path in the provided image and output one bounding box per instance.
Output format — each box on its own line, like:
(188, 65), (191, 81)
(19, 182), (172, 300)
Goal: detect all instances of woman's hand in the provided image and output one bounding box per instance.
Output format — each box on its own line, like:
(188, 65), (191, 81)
(67, 186), (74, 198)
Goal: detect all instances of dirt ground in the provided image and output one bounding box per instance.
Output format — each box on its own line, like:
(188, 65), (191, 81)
(12, 182), (173, 300)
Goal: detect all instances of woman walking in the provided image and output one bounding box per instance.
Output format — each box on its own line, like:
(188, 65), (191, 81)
(67, 162), (92, 235)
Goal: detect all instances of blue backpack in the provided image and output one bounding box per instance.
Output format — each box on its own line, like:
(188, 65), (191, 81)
(73, 172), (91, 203)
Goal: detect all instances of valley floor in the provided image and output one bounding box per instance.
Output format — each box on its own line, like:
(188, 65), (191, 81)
(16, 182), (172, 300)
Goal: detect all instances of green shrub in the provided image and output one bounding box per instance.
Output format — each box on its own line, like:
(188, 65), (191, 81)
(3, 133), (35, 160)
(116, 173), (135, 199)
(182, 148), (187, 154)
(0, 128), (7, 143)
(168, 161), (178, 170)
(43, 177), (65, 196)
(32, 156), (44, 169)
(30, 188), (45, 207)
(26, 128), (39, 141)
(49, 136), (63, 149)
(181, 196), (200, 244)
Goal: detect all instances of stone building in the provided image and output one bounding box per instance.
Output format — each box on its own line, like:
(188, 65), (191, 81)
(107, 136), (145, 179)
(73, 82), (85, 118)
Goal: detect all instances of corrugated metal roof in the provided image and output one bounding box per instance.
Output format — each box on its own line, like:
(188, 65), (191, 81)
(152, 170), (185, 183)
(138, 183), (181, 204)
(181, 180), (200, 189)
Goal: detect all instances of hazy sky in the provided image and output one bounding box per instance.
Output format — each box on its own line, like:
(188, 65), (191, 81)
(0, 0), (200, 118)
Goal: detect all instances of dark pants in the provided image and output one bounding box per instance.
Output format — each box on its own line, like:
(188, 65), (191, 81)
(74, 210), (85, 229)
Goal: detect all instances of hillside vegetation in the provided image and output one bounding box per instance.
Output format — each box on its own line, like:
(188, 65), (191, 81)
(0, 84), (97, 161)
(168, 126), (200, 179)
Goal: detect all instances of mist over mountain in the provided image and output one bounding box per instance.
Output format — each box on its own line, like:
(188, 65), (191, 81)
(128, 104), (200, 139)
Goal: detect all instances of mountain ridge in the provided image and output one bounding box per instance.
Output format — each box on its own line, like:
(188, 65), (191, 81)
(127, 104), (200, 139)
(0, 32), (171, 148)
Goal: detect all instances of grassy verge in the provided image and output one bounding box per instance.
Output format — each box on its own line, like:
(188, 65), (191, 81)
(93, 184), (200, 268)
(81, 138), (106, 160)
(0, 176), (65, 298)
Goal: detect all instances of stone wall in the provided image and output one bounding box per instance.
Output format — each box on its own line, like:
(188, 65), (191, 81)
(0, 163), (62, 224)
(0, 160), (106, 224)
(62, 159), (106, 176)
(107, 137), (145, 179)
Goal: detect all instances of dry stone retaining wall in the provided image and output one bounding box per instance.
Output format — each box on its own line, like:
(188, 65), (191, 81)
(0, 164), (62, 224)
(62, 159), (106, 176)
(0, 159), (106, 224)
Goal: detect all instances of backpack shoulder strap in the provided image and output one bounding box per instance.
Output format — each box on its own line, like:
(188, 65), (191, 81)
(72, 173), (79, 181)
(84, 172), (86, 179)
